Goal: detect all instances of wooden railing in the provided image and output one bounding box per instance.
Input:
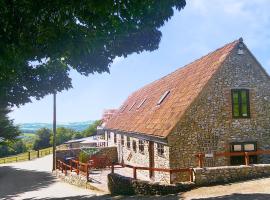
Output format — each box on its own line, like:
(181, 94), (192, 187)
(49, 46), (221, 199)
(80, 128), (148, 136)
(56, 159), (90, 181)
(196, 150), (270, 168)
(111, 163), (193, 184)
(0, 147), (53, 164)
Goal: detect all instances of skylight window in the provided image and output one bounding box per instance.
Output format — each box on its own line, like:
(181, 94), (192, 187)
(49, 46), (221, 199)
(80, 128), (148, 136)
(129, 102), (136, 111)
(157, 91), (170, 105)
(137, 98), (147, 109)
(121, 104), (128, 112)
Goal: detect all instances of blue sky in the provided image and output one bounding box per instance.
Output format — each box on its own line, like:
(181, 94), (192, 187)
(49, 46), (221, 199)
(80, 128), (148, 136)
(10, 0), (270, 123)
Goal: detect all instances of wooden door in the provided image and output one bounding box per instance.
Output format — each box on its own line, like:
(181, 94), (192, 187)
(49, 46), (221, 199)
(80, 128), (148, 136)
(148, 141), (155, 178)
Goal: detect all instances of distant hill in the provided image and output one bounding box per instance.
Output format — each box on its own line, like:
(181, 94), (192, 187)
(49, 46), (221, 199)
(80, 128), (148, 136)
(18, 121), (93, 133)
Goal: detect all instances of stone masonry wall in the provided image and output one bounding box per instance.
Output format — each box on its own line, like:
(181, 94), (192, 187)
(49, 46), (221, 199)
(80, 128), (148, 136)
(194, 164), (270, 185)
(105, 131), (170, 183)
(168, 44), (270, 182)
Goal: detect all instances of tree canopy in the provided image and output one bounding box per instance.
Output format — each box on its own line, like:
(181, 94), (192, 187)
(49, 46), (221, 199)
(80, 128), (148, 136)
(0, 0), (186, 107)
(33, 128), (51, 150)
(0, 106), (20, 144)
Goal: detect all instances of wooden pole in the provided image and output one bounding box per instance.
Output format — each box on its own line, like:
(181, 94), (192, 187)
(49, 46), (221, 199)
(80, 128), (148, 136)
(133, 167), (137, 179)
(28, 152), (31, 160)
(245, 152), (250, 165)
(198, 154), (203, 168)
(52, 93), (57, 171)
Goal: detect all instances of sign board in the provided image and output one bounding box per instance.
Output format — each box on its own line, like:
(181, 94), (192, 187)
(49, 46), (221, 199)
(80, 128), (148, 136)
(205, 153), (214, 158)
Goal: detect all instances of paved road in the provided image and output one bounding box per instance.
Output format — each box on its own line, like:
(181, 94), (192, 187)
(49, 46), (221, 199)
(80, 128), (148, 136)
(0, 155), (107, 200)
(1, 155), (270, 200)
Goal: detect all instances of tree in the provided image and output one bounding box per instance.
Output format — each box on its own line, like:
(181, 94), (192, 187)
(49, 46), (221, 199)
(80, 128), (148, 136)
(33, 128), (51, 150)
(0, 106), (20, 144)
(50, 127), (75, 146)
(83, 120), (102, 137)
(0, 1), (186, 107)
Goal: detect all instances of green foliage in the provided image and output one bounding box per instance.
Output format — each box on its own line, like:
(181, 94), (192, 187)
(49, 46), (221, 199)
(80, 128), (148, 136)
(83, 120), (102, 137)
(0, 106), (20, 144)
(50, 127), (76, 146)
(0, 0), (186, 107)
(33, 128), (51, 150)
(0, 139), (27, 158)
(79, 151), (89, 163)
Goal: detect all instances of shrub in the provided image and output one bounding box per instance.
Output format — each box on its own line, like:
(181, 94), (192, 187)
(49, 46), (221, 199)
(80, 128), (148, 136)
(79, 151), (89, 163)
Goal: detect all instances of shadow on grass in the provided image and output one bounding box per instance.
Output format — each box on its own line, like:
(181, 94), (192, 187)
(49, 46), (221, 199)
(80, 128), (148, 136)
(0, 166), (56, 200)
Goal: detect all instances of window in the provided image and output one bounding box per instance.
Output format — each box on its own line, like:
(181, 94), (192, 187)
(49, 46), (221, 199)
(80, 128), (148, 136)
(129, 102), (136, 111)
(121, 135), (124, 146)
(132, 140), (137, 152)
(114, 133), (117, 144)
(231, 89), (250, 118)
(108, 132), (111, 139)
(230, 142), (257, 165)
(121, 104), (128, 113)
(127, 137), (131, 149)
(137, 98), (147, 109)
(139, 140), (144, 154)
(157, 143), (164, 156)
(157, 91), (170, 105)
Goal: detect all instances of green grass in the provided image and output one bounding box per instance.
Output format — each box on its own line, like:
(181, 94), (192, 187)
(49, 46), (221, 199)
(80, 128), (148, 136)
(21, 133), (36, 137)
(0, 147), (53, 164)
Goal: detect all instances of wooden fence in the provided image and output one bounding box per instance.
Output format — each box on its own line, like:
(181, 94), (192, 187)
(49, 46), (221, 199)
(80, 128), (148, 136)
(112, 163), (193, 184)
(0, 147), (53, 164)
(196, 150), (270, 168)
(56, 159), (90, 181)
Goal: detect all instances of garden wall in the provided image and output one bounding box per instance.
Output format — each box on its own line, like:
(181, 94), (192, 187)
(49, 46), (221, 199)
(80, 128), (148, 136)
(56, 147), (118, 163)
(107, 173), (195, 195)
(194, 164), (270, 185)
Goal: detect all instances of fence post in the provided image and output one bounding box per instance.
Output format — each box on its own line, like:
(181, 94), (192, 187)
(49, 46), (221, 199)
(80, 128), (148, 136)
(61, 162), (64, 173)
(189, 168), (194, 182)
(86, 164), (89, 182)
(198, 154), (203, 168)
(245, 152), (250, 165)
(111, 163), (114, 174)
(64, 164), (67, 175)
(133, 167), (137, 179)
(28, 152), (31, 160)
(70, 160), (73, 172)
(16, 157), (18, 162)
(169, 170), (173, 184)
(37, 150), (40, 158)
(77, 161), (79, 175)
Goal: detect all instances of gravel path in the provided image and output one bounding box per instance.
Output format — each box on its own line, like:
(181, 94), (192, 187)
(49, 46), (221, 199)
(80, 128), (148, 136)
(1, 155), (270, 200)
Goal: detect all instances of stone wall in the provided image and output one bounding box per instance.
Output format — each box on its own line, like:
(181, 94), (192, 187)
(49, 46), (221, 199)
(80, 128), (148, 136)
(194, 164), (270, 186)
(105, 131), (170, 183)
(56, 147), (118, 164)
(107, 173), (195, 195)
(168, 44), (270, 181)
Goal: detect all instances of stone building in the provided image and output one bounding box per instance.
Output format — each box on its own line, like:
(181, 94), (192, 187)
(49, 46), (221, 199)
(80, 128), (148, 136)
(104, 38), (270, 183)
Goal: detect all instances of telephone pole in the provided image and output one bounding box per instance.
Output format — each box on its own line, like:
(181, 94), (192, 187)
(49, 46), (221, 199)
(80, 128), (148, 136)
(52, 92), (57, 171)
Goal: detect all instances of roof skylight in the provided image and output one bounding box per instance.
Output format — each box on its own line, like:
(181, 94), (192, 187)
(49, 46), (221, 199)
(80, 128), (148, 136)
(129, 102), (136, 111)
(157, 91), (170, 105)
(121, 104), (128, 112)
(137, 98), (147, 109)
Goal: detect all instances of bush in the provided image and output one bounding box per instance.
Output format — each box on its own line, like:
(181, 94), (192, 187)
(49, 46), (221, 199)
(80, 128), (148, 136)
(79, 151), (89, 163)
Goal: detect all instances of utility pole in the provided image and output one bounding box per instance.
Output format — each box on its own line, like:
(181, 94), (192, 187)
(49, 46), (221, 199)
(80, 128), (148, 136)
(52, 92), (57, 171)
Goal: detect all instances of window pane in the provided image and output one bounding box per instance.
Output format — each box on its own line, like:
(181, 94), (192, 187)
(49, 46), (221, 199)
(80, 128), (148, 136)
(233, 92), (240, 117)
(244, 144), (255, 151)
(233, 144), (242, 151)
(241, 90), (248, 117)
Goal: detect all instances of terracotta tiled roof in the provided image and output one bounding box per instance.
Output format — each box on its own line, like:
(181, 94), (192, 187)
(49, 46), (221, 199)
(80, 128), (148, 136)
(105, 40), (239, 138)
